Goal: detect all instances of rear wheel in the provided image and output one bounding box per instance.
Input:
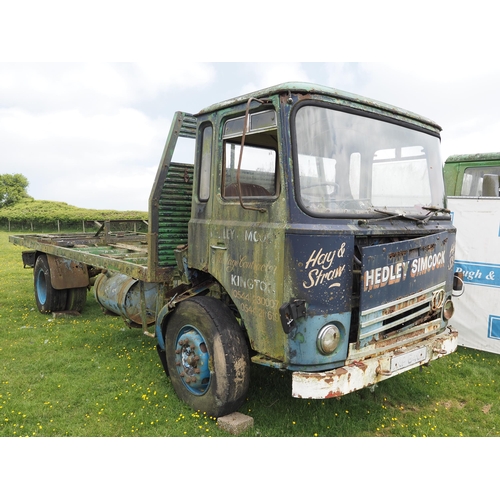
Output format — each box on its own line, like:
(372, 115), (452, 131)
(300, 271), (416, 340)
(65, 287), (87, 312)
(165, 296), (250, 417)
(34, 254), (68, 313)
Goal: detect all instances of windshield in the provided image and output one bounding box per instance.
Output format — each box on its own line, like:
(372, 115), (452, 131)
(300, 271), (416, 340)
(294, 104), (445, 217)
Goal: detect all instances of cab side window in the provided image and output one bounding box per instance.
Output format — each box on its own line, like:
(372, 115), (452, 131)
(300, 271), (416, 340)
(461, 166), (500, 197)
(198, 124), (213, 201)
(222, 109), (279, 199)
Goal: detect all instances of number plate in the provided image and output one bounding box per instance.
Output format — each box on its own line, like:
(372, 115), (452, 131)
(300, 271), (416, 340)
(390, 347), (427, 372)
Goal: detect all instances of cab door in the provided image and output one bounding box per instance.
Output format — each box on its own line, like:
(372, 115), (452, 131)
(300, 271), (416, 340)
(194, 104), (289, 361)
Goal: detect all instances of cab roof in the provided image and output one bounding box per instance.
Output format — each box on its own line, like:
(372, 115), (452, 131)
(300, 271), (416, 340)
(196, 81), (442, 133)
(446, 152), (500, 163)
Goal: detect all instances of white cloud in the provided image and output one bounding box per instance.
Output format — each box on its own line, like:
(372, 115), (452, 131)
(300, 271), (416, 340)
(441, 120), (500, 160)
(324, 63), (368, 91)
(0, 105), (170, 210)
(0, 62), (216, 112)
(237, 62), (311, 95)
(0, 62), (217, 210)
(46, 168), (159, 212)
(132, 62), (216, 94)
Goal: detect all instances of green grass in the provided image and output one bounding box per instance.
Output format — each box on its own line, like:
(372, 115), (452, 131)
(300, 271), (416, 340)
(1, 230), (499, 437)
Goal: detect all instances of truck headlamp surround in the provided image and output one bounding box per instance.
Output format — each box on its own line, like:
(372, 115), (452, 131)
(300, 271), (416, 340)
(317, 323), (341, 355)
(443, 297), (454, 320)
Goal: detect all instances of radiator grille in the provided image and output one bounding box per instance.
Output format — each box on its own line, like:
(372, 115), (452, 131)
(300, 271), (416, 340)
(359, 281), (446, 341)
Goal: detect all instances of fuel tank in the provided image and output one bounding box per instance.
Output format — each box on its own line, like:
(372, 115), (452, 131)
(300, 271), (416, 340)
(93, 272), (158, 326)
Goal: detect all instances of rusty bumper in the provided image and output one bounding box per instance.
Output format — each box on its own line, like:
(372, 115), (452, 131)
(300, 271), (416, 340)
(292, 327), (458, 399)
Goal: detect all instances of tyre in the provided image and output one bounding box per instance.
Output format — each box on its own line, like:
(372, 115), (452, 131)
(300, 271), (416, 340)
(65, 287), (88, 312)
(165, 296), (250, 417)
(34, 254), (68, 313)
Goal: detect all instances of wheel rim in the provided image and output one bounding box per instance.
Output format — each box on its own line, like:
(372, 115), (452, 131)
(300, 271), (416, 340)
(36, 269), (47, 305)
(174, 325), (211, 396)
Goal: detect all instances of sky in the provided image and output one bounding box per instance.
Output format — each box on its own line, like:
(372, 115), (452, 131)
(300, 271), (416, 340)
(2, 60), (499, 212)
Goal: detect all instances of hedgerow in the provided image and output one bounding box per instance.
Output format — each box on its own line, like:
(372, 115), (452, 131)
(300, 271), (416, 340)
(0, 199), (148, 232)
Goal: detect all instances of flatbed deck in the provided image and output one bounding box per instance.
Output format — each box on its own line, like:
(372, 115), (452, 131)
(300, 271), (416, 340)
(9, 229), (158, 281)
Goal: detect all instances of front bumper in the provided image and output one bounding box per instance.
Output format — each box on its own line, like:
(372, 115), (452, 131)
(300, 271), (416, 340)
(292, 327), (458, 399)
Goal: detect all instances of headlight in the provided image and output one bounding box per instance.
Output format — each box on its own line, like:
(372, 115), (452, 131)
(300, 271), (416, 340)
(317, 324), (341, 355)
(443, 298), (454, 320)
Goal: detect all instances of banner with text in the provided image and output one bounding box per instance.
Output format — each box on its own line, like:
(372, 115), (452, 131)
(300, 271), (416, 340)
(448, 197), (500, 354)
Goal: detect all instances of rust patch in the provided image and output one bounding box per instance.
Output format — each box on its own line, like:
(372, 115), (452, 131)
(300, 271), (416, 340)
(349, 360), (368, 372)
(383, 304), (397, 315)
(388, 250), (408, 259)
(325, 391), (343, 399)
(47, 254), (89, 289)
(373, 327), (426, 349)
(382, 292), (426, 316)
(335, 367), (348, 376)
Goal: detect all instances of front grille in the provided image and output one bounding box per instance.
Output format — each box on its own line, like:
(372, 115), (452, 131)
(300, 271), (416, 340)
(359, 281), (445, 341)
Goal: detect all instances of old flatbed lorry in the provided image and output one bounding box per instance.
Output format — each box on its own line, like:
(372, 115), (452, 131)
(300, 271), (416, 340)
(10, 82), (460, 417)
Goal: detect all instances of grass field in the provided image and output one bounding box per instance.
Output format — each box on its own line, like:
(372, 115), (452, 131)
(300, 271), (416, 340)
(1, 230), (499, 438)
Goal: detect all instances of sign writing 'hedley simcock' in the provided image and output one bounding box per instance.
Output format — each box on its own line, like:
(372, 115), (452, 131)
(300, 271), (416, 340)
(363, 250), (446, 292)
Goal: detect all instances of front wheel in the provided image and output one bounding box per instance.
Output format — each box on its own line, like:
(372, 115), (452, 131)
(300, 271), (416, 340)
(34, 254), (68, 313)
(165, 296), (250, 417)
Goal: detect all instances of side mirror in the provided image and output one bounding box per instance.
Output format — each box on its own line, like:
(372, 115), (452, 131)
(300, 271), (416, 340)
(453, 271), (464, 297)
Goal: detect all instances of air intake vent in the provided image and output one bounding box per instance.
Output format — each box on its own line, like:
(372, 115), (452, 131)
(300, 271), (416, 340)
(157, 163), (193, 266)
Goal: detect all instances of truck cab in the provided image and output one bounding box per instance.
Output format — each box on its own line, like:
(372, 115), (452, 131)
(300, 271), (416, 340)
(153, 82), (458, 413)
(444, 152), (500, 197)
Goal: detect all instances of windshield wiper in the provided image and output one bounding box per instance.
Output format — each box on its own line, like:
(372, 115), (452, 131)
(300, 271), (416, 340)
(359, 207), (451, 226)
(358, 208), (431, 226)
(419, 206), (451, 224)
(358, 209), (421, 226)
(374, 208), (423, 222)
